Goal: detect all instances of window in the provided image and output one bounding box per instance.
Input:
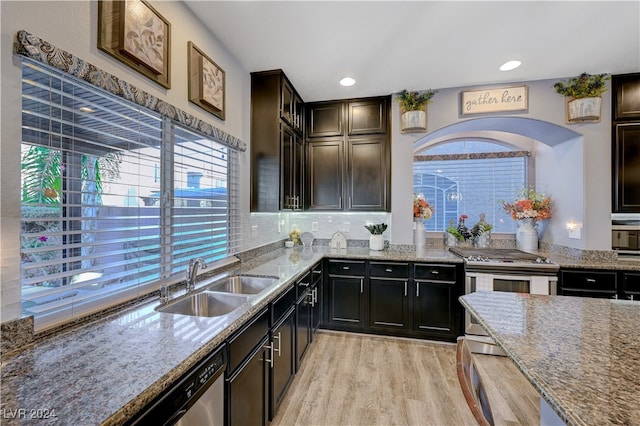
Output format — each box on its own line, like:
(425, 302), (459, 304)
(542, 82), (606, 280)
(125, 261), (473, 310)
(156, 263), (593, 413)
(413, 140), (529, 233)
(20, 60), (240, 329)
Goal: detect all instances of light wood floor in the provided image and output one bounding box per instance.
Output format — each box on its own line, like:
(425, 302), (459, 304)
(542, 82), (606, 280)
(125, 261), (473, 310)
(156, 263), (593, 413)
(272, 331), (539, 426)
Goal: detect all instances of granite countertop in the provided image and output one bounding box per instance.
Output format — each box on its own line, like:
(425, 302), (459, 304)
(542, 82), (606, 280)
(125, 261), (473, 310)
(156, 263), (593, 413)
(460, 291), (640, 426)
(0, 246), (461, 426)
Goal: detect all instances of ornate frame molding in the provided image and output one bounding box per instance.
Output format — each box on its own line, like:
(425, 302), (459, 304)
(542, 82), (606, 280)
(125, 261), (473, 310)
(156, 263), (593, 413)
(15, 30), (246, 151)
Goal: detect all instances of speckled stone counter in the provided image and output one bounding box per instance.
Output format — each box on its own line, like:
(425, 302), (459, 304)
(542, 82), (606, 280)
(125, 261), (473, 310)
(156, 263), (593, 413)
(460, 291), (640, 426)
(0, 246), (461, 425)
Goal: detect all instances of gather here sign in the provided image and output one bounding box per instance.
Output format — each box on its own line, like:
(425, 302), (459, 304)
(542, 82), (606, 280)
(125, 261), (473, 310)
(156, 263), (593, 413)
(460, 85), (528, 115)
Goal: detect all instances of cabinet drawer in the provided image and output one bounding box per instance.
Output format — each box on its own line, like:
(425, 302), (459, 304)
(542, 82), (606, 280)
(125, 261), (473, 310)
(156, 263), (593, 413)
(272, 285), (295, 325)
(327, 260), (366, 276)
(561, 270), (617, 292)
(369, 262), (409, 279)
(296, 271), (312, 299)
(228, 308), (270, 374)
(414, 264), (456, 282)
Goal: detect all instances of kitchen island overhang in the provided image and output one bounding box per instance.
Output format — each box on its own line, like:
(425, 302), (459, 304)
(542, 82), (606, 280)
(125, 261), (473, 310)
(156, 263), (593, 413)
(459, 291), (640, 426)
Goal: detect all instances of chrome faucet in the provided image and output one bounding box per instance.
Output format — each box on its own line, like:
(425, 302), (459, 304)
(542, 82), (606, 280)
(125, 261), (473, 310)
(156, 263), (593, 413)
(186, 258), (207, 292)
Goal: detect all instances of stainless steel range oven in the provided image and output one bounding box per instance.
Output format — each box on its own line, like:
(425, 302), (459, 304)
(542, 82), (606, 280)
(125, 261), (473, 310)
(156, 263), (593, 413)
(450, 247), (559, 354)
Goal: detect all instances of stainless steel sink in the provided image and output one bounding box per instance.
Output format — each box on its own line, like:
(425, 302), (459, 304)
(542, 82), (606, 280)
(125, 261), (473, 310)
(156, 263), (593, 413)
(207, 275), (278, 295)
(157, 292), (249, 317)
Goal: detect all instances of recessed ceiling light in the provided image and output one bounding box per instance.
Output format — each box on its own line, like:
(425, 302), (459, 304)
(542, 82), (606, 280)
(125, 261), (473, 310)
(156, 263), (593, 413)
(79, 106), (95, 113)
(499, 60), (521, 71)
(339, 77), (356, 87)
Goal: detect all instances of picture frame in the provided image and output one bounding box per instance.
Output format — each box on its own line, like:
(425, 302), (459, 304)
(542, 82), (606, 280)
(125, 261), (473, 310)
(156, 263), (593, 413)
(98, 0), (171, 89)
(188, 41), (225, 120)
(460, 85), (528, 116)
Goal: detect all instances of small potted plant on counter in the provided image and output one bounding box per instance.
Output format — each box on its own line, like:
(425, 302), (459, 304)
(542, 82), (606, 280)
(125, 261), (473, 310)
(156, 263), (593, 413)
(471, 213), (493, 248)
(397, 89), (437, 133)
(364, 223), (387, 251)
(553, 72), (609, 123)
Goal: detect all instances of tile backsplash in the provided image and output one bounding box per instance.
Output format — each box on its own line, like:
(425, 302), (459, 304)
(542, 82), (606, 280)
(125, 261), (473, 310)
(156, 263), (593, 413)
(241, 211), (391, 251)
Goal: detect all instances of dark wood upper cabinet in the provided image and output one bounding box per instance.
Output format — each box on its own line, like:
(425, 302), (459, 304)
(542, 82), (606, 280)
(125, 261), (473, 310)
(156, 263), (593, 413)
(306, 102), (343, 137)
(250, 70), (303, 212)
(613, 123), (640, 212)
(305, 96), (391, 212)
(613, 73), (640, 121)
(612, 73), (640, 213)
(348, 99), (388, 135)
(306, 137), (344, 210)
(347, 135), (388, 211)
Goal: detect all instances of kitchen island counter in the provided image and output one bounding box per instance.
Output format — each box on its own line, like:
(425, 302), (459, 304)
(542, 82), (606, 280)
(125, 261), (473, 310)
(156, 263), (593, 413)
(0, 246), (461, 425)
(460, 291), (640, 426)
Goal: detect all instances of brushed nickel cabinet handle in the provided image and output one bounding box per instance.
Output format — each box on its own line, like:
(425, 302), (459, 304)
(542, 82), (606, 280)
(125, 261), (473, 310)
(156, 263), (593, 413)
(404, 281), (407, 297)
(360, 278), (363, 294)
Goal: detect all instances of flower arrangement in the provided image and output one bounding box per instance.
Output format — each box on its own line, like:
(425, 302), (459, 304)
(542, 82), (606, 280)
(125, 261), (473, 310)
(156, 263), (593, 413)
(288, 227), (301, 245)
(364, 223), (387, 235)
(502, 188), (552, 221)
(413, 193), (433, 219)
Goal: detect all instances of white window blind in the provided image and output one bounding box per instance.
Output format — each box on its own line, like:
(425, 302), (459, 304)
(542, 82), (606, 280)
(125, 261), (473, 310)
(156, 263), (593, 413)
(413, 140), (528, 233)
(20, 60), (240, 330)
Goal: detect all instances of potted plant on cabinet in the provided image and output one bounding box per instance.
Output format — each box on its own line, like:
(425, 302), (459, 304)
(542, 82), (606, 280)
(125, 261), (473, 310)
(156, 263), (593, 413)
(364, 223), (387, 251)
(396, 89), (437, 133)
(553, 72), (609, 123)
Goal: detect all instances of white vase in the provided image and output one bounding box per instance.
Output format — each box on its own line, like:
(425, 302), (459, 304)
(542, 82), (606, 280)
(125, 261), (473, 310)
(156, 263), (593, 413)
(516, 218), (538, 251)
(414, 219), (426, 248)
(369, 234), (384, 251)
(566, 96), (602, 123)
(474, 232), (491, 249)
(400, 109), (427, 133)
(536, 219), (550, 241)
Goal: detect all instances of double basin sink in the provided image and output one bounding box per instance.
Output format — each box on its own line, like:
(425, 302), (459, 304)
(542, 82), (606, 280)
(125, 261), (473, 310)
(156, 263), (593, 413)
(156, 275), (278, 318)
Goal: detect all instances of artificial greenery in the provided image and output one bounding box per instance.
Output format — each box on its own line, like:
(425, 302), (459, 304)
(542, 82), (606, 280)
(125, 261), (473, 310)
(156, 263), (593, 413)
(364, 223), (388, 235)
(396, 89), (438, 111)
(553, 72), (609, 99)
(445, 224), (465, 241)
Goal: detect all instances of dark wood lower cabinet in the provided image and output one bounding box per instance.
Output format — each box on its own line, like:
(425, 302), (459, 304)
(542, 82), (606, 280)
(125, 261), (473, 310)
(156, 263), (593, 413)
(323, 259), (463, 342)
(326, 274), (366, 330)
(295, 289), (312, 370)
(414, 281), (456, 336)
(368, 278), (410, 332)
(226, 335), (269, 426)
(270, 308), (295, 419)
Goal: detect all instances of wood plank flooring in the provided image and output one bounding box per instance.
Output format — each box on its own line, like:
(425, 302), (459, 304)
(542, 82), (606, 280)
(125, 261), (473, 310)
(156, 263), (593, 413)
(272, 331), (540, 426)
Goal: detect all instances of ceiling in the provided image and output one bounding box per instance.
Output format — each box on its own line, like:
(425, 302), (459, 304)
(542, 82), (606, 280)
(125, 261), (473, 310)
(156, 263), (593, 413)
(184, 1), (640, 102)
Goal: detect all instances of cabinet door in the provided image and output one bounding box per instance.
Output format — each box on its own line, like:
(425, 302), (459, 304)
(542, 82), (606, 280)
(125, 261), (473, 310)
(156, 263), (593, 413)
(307, 102), (343, 137)
(623, 272), (640, 301)
(280, 125), (303, 210)
(307, 138), (343, 210)
(280, 78), (294, 126)
(414, 281), (456, 335)
(295, 290), (312, 370)
(613, 73), (640, 121)
(369, 278), (410, 332)
(227, 337), (269, 426)
(270, 309), (295, 419)
(346, 135), (388, 211)
(326, 274), (366, 329)
(348, 99), (387, 135)
(613, 124), (640, 212)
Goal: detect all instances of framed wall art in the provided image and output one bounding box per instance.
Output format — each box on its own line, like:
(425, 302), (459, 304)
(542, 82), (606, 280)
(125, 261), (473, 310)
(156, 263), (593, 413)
(188, 41), (225, 120)
(98, 0), (171, 89)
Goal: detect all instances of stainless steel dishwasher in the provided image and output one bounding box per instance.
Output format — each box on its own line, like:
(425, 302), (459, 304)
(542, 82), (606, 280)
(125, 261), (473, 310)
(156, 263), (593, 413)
(129, 346), (225, 426)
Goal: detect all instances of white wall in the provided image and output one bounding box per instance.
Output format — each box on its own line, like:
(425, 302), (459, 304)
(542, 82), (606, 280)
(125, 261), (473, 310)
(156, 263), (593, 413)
(390, 79), (612, 250)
